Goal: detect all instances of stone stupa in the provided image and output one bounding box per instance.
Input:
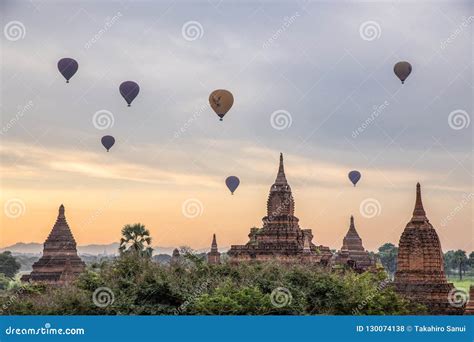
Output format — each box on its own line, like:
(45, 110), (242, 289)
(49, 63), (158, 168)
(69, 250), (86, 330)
(227, 153), (332, 263)
(21, 205), (85, 285)
(393, 183), (463, 314)
(336, 216), (375, 272)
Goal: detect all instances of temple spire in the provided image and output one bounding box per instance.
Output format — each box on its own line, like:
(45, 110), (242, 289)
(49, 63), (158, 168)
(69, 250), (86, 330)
(211, 234), (218, 252)
(345, 215), (361, 239)
(58, 204), (65, 219)
(207, 234), (221, 265)
(275, 153), (288, 184)
(412, 183), (427, 222)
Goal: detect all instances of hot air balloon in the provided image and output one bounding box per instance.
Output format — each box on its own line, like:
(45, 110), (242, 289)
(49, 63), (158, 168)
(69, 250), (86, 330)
(393, 61), (412, 84)
(348, 170), (361, 187)
(119, 81), (140, 107)
(209, 89), (234, 121)
(57, 58), (78, 83)
(101, 135), (115, 152)
(225, 176), (240, 195)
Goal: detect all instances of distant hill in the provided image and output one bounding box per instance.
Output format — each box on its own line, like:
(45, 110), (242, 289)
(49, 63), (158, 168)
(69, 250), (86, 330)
(0, 242), (216, 256)
(0, 242), (43, 254)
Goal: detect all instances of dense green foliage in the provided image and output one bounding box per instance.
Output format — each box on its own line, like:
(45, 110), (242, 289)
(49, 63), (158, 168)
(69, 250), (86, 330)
(0, 251), (21, 278)
(444, 250), (469, 280)
(0, 251), (424, 315)
(377, 243), (398, 279)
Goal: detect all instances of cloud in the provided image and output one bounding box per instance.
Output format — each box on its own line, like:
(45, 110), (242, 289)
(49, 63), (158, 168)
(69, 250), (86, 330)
(1, 140), (468, 195)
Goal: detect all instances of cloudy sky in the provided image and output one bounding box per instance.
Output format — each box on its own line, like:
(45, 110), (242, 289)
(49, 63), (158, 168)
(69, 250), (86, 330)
(1, 0), (472, 252)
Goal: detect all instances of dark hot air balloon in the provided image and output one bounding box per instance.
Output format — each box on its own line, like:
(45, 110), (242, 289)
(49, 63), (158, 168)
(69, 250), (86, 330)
(348, 170), (361, 187)
(209, 89), (234, 121)
(225, 176), (240, 195)
(119, 81), (140, 107)
(57, 58), (78, 83)
(393, 61), (412, 84)
(101, 135), (115, 152)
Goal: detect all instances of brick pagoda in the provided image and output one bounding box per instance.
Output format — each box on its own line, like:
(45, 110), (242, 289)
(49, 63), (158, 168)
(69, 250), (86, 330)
(227, 153), (332, 264)
(207, 234), (221, 265)
(335, 216), (375, 272)
(393, 183), (462, 314)
(21, 205), (85, 285)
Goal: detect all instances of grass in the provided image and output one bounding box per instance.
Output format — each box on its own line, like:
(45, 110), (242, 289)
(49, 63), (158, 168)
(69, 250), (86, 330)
(448, 275), (473, 293)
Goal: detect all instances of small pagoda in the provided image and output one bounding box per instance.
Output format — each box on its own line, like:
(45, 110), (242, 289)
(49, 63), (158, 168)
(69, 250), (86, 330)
(393, 183), (463, 314)
(227, 153), (332, 264)
(21, 205), (85, 285)
(335, 216), (375, 272)
(207, 234), (221, 265)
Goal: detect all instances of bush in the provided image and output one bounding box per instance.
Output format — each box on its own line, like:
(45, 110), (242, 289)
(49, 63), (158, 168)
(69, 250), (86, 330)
(0, 253), (424, 315)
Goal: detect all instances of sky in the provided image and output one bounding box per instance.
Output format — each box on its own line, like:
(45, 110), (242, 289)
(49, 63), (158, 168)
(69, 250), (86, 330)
(1, 0), (472, 252)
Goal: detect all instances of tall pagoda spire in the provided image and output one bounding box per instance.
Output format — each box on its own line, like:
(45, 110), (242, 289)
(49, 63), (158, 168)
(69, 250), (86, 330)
(58, 204), (65, 218)
(394, 182), (461, 314)
(45, 204), (75, 246)
(412, 183), (427, 222)
(207, 234), (221, 265)
(211, 234), (218, 253)
(266, 153), (295, 217)
(348, 215), (358, 235)
(275, 153), (287, 184)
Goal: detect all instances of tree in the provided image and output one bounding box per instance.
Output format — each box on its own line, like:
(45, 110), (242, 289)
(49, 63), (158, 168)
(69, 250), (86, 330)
(119, 223), (153, 258)
(452, 250), (468, 280)
(377, 243), (398, 279)
(0, 251), (21, 278)
(443, 251), (456, 276)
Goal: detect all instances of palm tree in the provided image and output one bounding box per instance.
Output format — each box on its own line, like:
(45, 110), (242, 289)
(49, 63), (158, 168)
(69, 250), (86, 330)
(119, 223), (153, 258)
(453, 250), (468, 280)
